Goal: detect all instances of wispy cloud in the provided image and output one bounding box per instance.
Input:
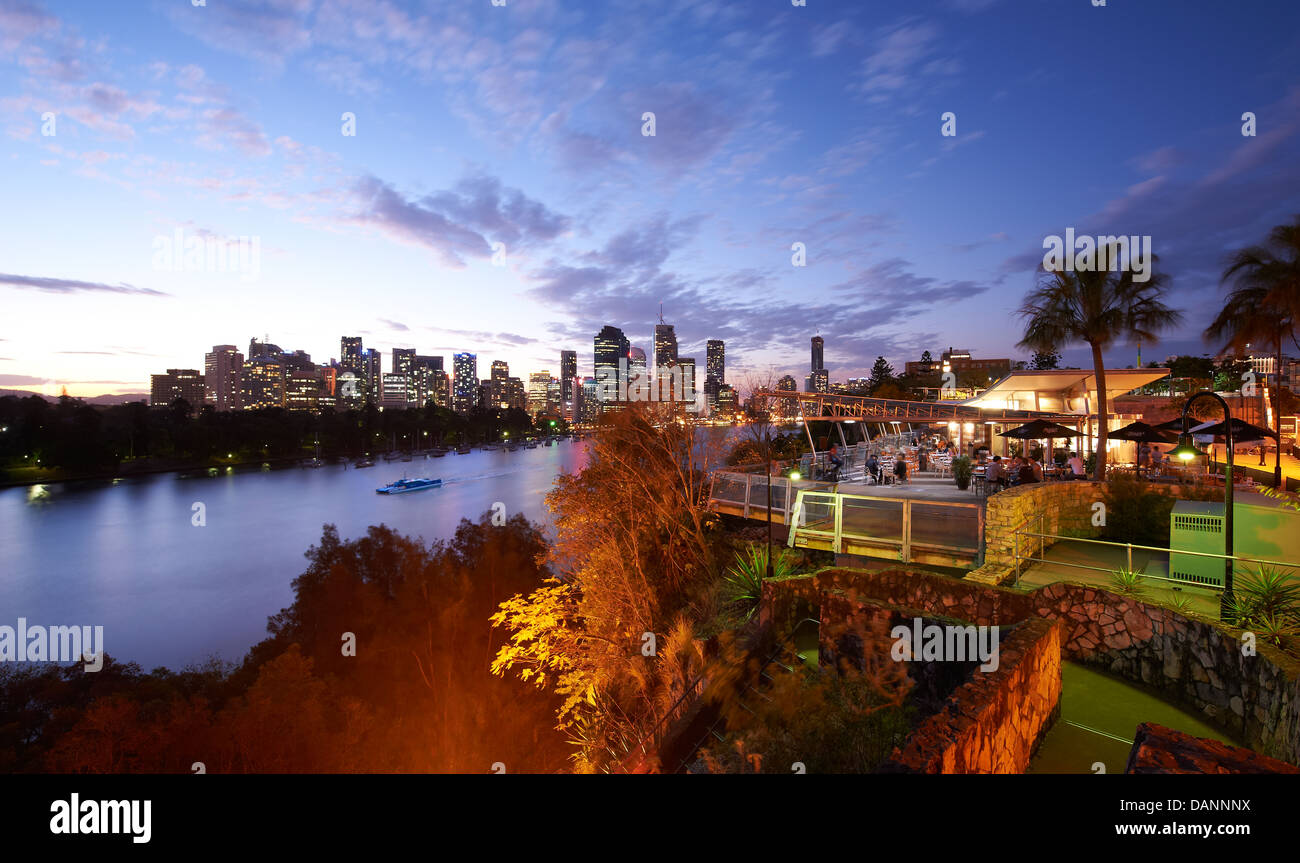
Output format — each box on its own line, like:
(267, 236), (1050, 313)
(0, 273), (168, 296)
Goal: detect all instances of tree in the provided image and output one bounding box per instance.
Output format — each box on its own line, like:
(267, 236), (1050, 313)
(867, 357), (895, 395)
(491, 405), (724, 771)
(1205, 216), (1300, 486)
(920, 350), (933, 365)
(1030, 349), (1061, 370)
(1018, 260), (1182, 480)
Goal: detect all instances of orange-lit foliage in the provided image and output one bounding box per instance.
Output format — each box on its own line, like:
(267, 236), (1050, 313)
(8, 515), (568, 773)
(492, 406), (727, 771)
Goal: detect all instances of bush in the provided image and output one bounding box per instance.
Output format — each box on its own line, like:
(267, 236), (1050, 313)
(724, 544), (798, 621)
(1100, 473), (1177, 547)
(951, 456), (972, 490)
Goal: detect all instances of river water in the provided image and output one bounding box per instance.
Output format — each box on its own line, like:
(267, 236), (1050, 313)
(0, 442), (592, 670)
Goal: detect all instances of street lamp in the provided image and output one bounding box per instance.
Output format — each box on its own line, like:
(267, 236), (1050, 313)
(1170, 390), (1235, 619)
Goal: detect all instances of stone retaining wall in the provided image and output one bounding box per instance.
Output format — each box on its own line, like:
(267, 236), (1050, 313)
(879, 617), (1062, 773)
(762, 567), (1300, 765)
(966, 480), (1105, 585)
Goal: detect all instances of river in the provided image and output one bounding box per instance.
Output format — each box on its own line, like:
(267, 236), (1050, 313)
(0, 442), (593, 670)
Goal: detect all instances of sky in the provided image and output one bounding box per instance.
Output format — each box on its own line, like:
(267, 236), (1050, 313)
(1, 0), (1299, 397)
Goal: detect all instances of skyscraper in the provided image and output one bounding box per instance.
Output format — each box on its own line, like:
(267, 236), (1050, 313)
(392, 348), (416, 378)
(363, 348), (382, 405)
(528, 371), (551, 417)
(706, 339), (725, 385)
(811, 335), (824, 372)
(560, 350), (577, 420)
(705, 339), (724, 409)
(594, 325), (630, 401)
(340, 336), (362, 373)
(452, 352), (477, 413)
(204, 344), (243, 411)
(240, 357), (286, 410)
(654, 321), (678, 369)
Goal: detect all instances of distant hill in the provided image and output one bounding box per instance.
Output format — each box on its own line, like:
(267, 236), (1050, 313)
(0, 389), (149, 405)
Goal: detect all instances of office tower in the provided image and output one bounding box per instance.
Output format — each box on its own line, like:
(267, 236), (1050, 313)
(594, 325), (630, 401)
(528, 371), (551, 417)
(380, 373), (409, 408)
(482, 361), (511, 410)
(362, 348), (382, 404)
(240, 357), (286, 410)
(628, 346), (647, 383)
(415, 354), (444, 373)
(452, 352), (477, 413)
(811, 335), (824, 372)
(392, 348), (416, 378)
(320, 366), (337, 397)
(432, 370), (450, 408)
(248, 337), (283, 360)
(546, 377), (561, 417)
(491, 360), (509, 381)
(560, 350), (577, 420)
(204, 345), (243, 411)
(579, 377), (599, 423)
(806, 369), (828, 393)
(285, 368), (323, 411)
(677, 357), (696, 402)
(337, 371), (364, 410)
(776, 374), (797, 417)
(150, 369), (205, 410)
(706, 339), (725, 385)
(717, 384), (738, 416)
(654, 321), (678, 369)
(340, 336), (363, 373)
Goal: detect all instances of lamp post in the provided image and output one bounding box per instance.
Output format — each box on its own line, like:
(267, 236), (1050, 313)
(1169, 390), (1234, 619)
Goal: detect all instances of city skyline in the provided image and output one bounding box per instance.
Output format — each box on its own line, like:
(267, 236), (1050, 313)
(3, 1), (1300, 397)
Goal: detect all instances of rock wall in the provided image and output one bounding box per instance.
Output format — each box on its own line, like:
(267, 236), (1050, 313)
(879, 618), (1062, 774)
(763, 567), (1300, 766)
(966, 480), (1105, 585)
(1125, 722), (1300, 774)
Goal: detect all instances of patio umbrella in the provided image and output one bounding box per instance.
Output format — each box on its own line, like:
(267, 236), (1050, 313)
(1108, 420), (1178, 443)
(998, 419), (1083, 439)
(1152, 416), (1275, 439)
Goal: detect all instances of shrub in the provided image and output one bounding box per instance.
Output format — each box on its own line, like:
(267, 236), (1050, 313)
(1100, 473), (1177, 547)
(1108, 568), (1147, 598)
(951, 456), (972, 490)
(724, 544), (797, 621)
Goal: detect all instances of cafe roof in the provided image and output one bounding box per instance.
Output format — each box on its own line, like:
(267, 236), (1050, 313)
(961, 367), (1170, 411)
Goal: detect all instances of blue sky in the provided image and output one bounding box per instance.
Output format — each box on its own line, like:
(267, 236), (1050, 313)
(2, 0), (1299, 396)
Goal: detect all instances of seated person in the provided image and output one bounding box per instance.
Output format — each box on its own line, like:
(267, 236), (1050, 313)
(1017, 457), (1038, 484)
(894, 457), (908, 483)
(984, 456), (1003, 487)
(824, 444), (843, 481)
(1031, 457), (1044, 482)
(866, 453), (880, 483)
(1067, 451), (1086, 478)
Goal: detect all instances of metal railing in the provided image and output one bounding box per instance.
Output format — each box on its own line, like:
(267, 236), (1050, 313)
(786, 489), (984, 565)
(1010, 518), (1300, 589)
(708, 470), (835, 523)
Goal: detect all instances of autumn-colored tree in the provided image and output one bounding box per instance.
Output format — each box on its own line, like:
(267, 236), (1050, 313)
(491, 404), (727, 771)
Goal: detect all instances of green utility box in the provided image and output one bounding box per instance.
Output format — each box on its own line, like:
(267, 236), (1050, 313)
(1169, 501), (1225, 587)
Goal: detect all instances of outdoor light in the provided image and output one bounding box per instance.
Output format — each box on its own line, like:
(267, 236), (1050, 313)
(790, 471), (801, 481)
(1170, 433), (1201, 461)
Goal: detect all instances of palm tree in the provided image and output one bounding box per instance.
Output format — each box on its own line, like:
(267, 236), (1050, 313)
(1205, 216), (1300, 486)
(1018, 262), (1182, 480)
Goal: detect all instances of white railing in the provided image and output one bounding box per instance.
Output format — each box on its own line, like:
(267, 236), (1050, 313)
(785, 489), (984, 564)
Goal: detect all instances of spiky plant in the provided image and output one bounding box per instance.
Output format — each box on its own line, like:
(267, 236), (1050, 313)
(724, 544), (797, 620)
(1108, 568), (1147, 598)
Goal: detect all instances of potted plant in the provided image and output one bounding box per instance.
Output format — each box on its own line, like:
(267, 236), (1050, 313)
(952, 456), (973, 490)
